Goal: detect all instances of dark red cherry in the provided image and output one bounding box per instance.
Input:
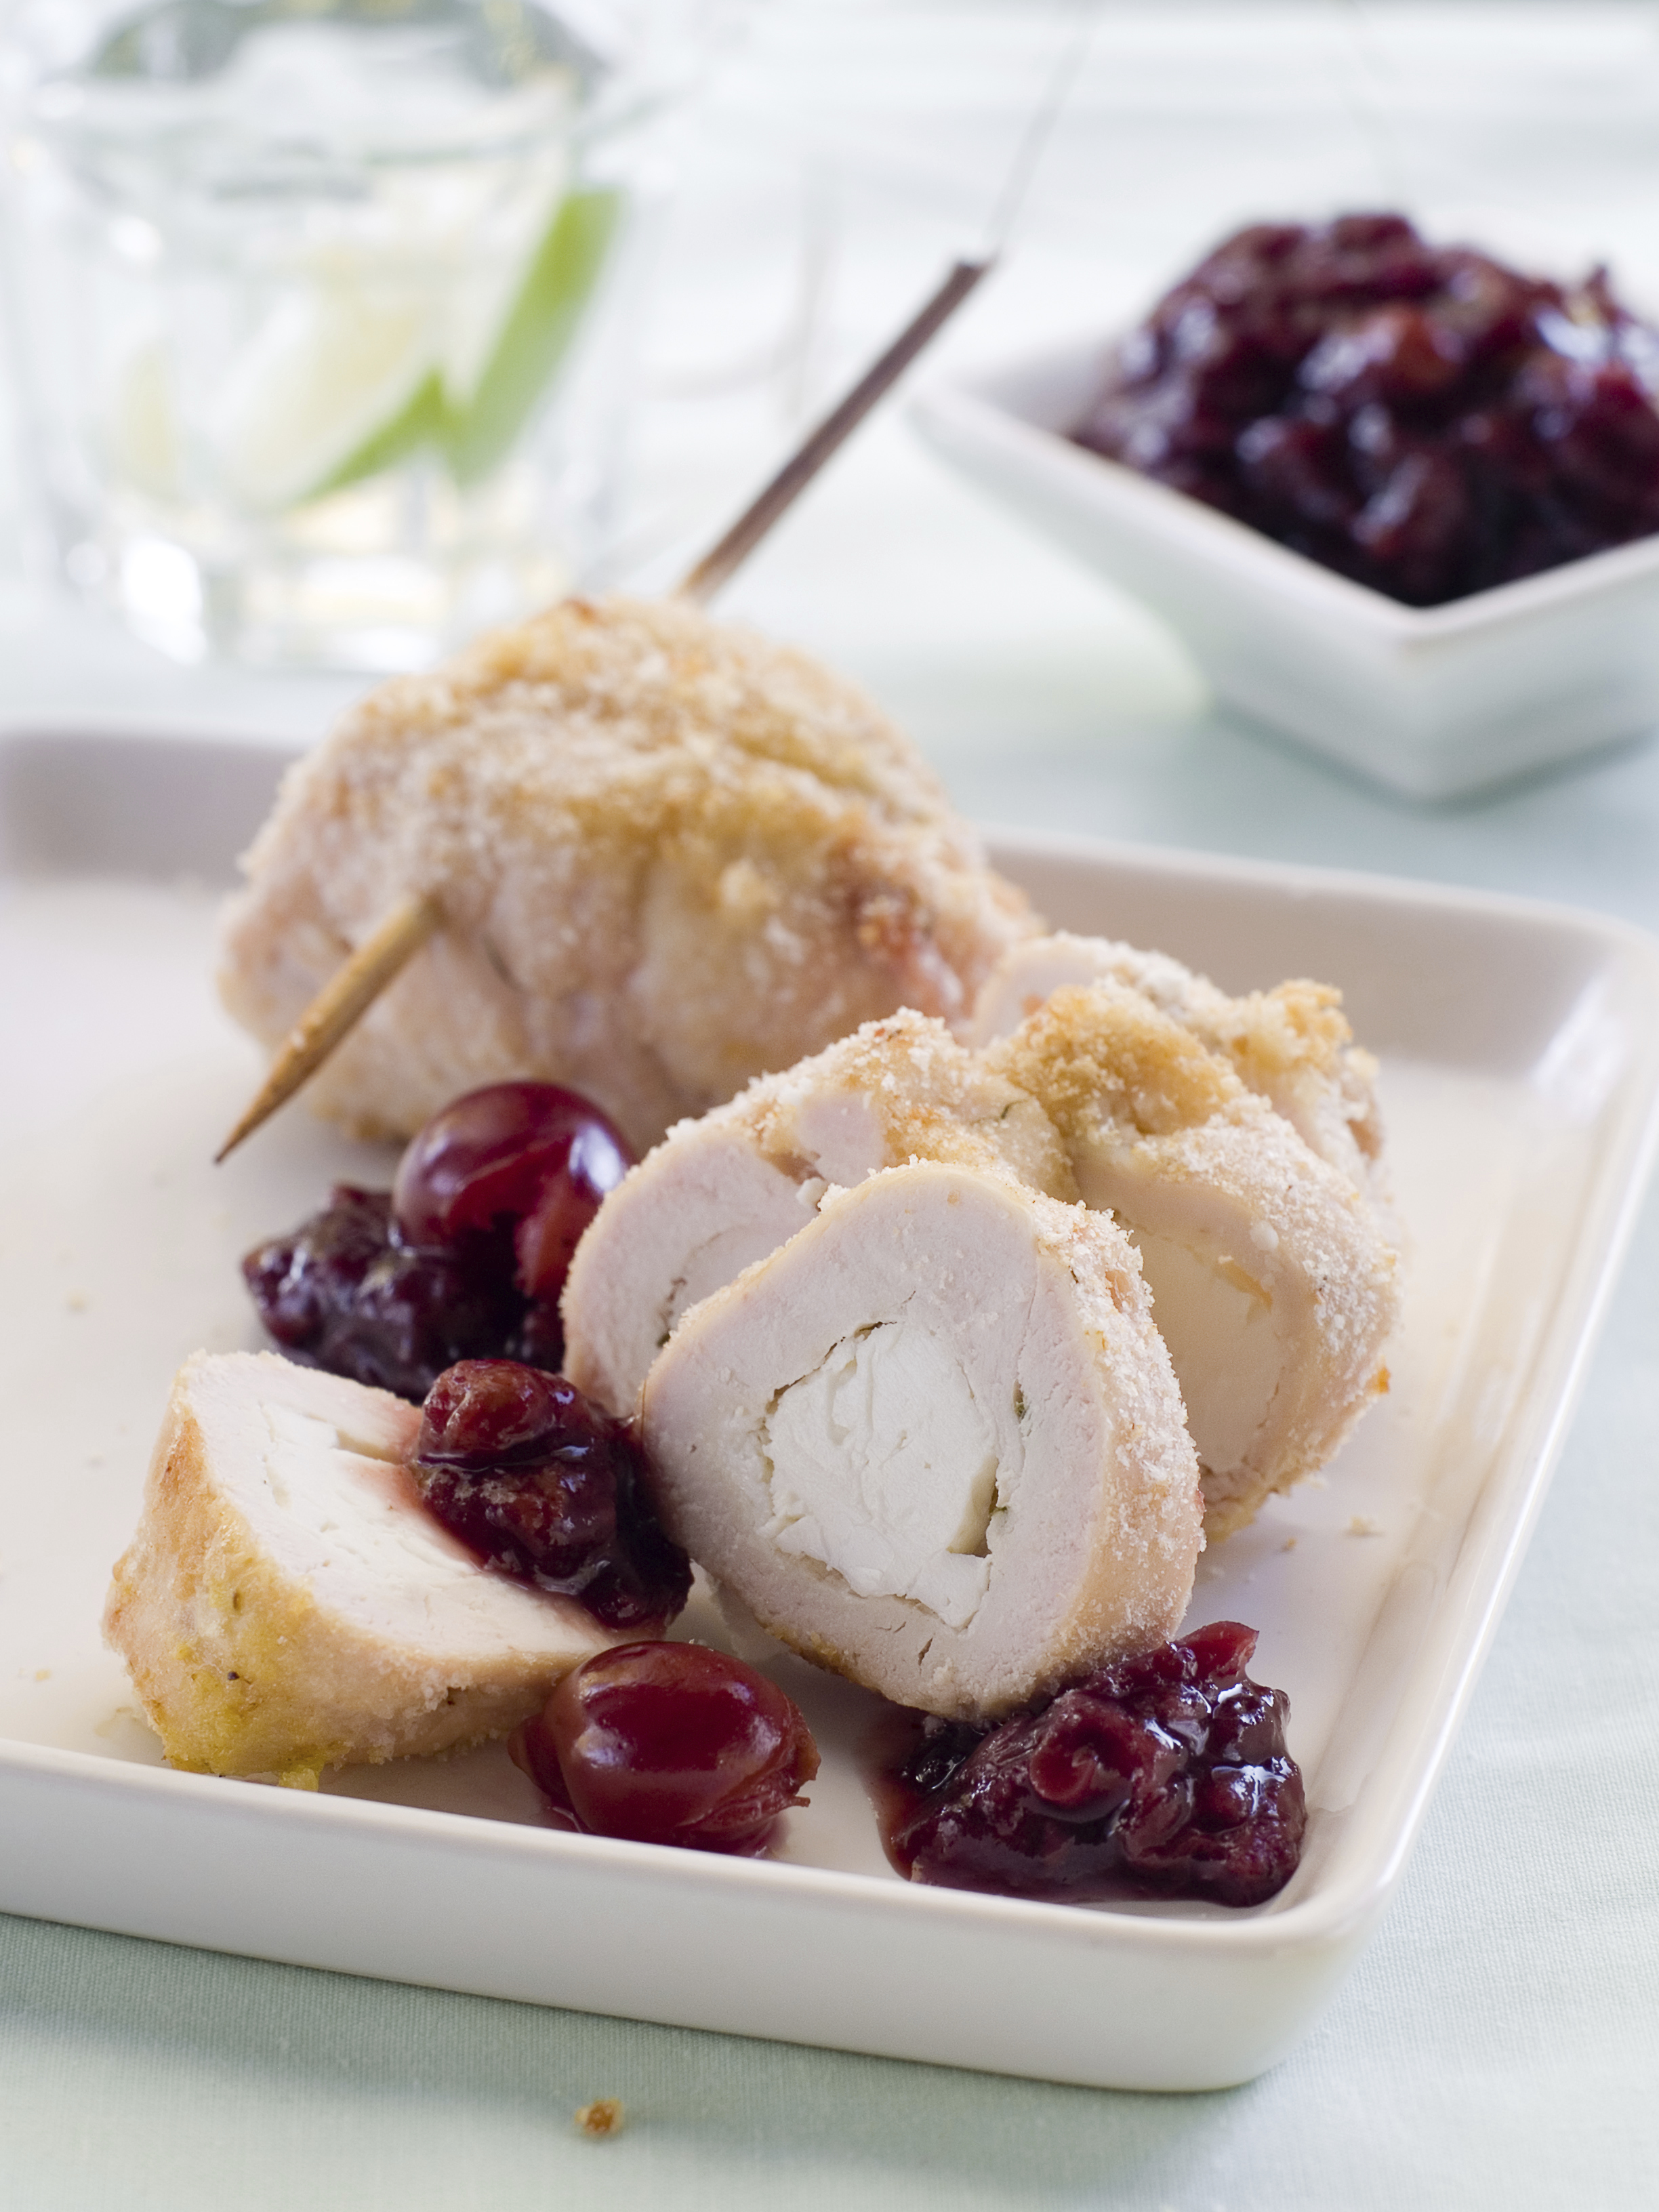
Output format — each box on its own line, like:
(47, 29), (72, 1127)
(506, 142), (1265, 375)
(391, 1082), (632, 1303)
(412, 1361), (691, 1631)
(511, 1643), (819, 1853)
(242, 1184), (521, 1400)
(245, 1084), (632, 1399)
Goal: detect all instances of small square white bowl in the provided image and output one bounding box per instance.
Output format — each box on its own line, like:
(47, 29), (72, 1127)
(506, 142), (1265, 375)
(911, 340), (1659, 801)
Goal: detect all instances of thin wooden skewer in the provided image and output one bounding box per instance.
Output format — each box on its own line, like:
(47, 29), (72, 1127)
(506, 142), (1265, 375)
(215, 892), (441, 1163)
(213, 258), (995, 1164)
(676, 257), (991, 606)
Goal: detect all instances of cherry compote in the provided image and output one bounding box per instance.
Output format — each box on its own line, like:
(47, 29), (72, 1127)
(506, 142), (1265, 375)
(392, 1082), (630, 1305)
(243, 1185), (519, 1399)
(1073, 212), (1659, 605)
(878, 1622), (1303, 1908)
(412, 1361), (691, 1631)
(511, 1643), (819, 1853)
(243, 1082), (632, 1399)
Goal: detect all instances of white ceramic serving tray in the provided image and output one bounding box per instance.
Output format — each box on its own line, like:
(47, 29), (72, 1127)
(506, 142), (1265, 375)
(3, 729), (1658, 2092)
(911, 344), (1659, 800)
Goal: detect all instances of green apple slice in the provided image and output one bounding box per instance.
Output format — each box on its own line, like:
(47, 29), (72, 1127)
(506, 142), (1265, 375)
(216, 182), (621, 513)
(442, 184), (623, 489)
(308, 369), (451, 501)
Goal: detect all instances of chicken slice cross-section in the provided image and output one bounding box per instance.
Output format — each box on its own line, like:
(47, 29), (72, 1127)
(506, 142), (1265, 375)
(560, 1009), (1074, 1419)
(985, 985), (1400, 1540)
(102, 1351), (649, 1786)
(640, 1160), (1204, 1722)
(220, 594), (1036, 1156)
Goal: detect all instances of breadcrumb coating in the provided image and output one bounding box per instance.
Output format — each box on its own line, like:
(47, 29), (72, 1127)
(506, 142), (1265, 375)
(970, 931), (1385, 1193)
(220, 595), (1036, 1152)
(739, 1008), (1076, 1197)
(986, 984), (1399, 1537)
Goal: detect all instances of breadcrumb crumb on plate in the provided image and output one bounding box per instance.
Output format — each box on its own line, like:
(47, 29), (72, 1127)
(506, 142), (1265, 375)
(574, 2099), (626, 2138)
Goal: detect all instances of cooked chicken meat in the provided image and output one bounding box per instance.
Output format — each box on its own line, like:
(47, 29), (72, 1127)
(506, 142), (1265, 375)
(640, 1160), (1204, 1721)
(220, 594), (1036, 1155)
(970, 931), (1384, 1197)
(985, 984), (1399, 1540)
(103, 1352), (640, 1786)
(561, 1010), (1074, 1419)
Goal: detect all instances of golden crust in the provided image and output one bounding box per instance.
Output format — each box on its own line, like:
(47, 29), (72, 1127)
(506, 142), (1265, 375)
(970, 933), (1389, 1191)
(987, 984), (1400, 1541)
(983, 985), (1244, 1142)
(104, 1382), (350, 1787)
(742, 1009), (1076, 1199)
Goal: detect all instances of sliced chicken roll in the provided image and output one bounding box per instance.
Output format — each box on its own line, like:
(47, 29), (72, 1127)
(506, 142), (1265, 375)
(103, 1351), (640, 1786)
(640, 1160), (1204, 1722)
(985, 986), (1399, 1541)
(561, 1010), (1073, 1419)
(969, 930), (1385, 1197)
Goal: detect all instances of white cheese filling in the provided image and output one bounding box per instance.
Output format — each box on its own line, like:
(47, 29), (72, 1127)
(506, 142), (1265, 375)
(1129, 1230), (1280, 1474)
(760, 1319), (1004, 1629)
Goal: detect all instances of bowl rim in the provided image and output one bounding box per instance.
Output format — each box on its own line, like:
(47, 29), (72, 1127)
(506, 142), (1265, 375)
(916, 331), (1659, 647)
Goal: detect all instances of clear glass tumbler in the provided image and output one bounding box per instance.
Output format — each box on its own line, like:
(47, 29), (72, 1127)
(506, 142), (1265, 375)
(0, 1), (690, 670)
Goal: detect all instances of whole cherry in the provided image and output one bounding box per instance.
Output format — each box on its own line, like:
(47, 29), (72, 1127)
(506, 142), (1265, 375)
(392, 1080), (632, 1302)
(512, 1643), (819, 1853)
(245, 1082), (635, 1399)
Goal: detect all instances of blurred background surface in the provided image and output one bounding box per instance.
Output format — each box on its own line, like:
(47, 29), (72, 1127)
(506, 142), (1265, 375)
(4, 6), (1659, 840)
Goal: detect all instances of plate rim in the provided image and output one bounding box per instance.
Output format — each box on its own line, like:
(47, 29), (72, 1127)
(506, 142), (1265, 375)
(912, 337), (1659, 647)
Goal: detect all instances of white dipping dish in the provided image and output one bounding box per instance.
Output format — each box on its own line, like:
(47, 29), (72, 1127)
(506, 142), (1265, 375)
(910, 343), (1659, 802)
(3, 729), (1658, 2091)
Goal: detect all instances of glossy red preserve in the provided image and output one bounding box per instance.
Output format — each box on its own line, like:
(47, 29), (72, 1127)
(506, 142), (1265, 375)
(1073, 212), (1659, 606)
(243, 1081), (634, 1399)
(412, 1361), (691, 1631)
(511, 1643), (819, 1853)
(878, 1622), (1304, 1908)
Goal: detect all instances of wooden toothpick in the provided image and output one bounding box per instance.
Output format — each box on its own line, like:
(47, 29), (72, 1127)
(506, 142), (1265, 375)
(216, 892), (441, 1162)
(675, 257), (991, 606)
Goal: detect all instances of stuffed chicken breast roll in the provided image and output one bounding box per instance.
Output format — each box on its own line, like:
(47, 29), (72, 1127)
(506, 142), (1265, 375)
(221, 595), (1036, 1156)
(640, 1160), (1204, 1722)
(562, 1010), (1073, 1419)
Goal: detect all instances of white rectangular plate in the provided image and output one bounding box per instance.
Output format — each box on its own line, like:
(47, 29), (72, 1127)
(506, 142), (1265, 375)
(3, 730), (1658, 2091)
(910, 351), (1659, 800)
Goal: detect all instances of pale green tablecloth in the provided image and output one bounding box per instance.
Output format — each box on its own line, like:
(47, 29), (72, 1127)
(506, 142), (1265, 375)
(5, 7), (1659, 2203)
